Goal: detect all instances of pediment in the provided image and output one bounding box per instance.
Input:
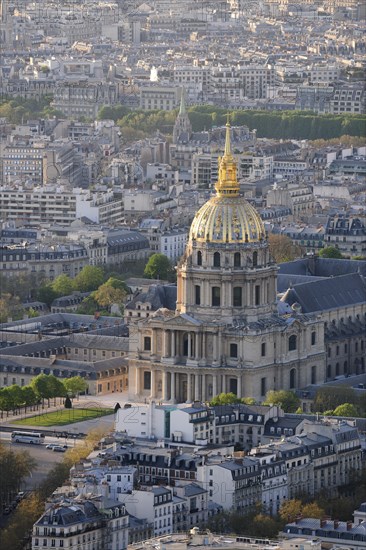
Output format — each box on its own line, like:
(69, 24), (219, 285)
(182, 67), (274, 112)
(165, 314), (202, 327)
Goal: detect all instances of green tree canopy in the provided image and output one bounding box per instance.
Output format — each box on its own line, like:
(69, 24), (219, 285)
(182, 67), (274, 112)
(64, 376), (88, 397)
(31, 374), (65, 406)
(73, 266), (104, 292)
(144, 253), (173, 280)
(210, 392), (241, 406)
(263, 390), (300, 412)
(52, 274), (74, 296)
(35, 285), (58, 307)
(314, 386), (357, 412)
(333, 403), (359, 417)
(21, 386), (38, 412)
(319, 246), (343, 259)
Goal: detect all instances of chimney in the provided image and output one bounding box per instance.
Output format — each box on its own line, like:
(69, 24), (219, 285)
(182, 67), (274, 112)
(320, 518), (327, 528)
(346, 521), (353, 531)
(333, 520), (339, 529)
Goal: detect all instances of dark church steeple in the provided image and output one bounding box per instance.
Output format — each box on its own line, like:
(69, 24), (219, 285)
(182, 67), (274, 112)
(172, 88), (192, 145)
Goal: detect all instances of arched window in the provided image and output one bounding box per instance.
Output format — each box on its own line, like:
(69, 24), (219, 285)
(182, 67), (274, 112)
(311, 331), (316, 345)
(253, 251), (258, 267)
(234, 252), (241, 267)
(289, 368), (296, 389)
(213, 252), (220, 267)
(289, 335), (297, 351)
(197, 251), (202, 266)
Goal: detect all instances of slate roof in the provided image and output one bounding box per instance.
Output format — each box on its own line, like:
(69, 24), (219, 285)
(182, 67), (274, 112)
(278, 257), (366, 278)
(280, 272), (366, 313)
(126, 284), (177, 311)
(277, 274), (325, 293)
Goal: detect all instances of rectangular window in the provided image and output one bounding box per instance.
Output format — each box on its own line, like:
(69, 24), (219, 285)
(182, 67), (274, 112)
(261, 377), (266, 396)
(255, 285), (260, 306)
(195, 285), (201, 305)
(311, 331), (316, 345)
(230, 343), (238, 358)
(233, 287), (242, 307)
(144, 371), (151, 390)
(212, 286), (220, 307)
(144, 336), (151, 351)
(261, 343), (266, 357)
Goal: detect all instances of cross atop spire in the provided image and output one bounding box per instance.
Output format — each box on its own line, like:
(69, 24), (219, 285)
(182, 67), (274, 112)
(215, 118), (240, 197)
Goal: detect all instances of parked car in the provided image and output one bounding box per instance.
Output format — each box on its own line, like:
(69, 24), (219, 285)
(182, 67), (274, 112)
(46, 443), (67, 450)
(52, 445), (67, 452)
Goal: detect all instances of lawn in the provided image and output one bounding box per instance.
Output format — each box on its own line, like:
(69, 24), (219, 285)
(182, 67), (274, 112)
(13, 408), (114, 427)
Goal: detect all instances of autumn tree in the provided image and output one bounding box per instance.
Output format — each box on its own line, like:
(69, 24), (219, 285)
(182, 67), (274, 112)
(92, 283), (126, 310)
(0, 443), (36, 504)
(279, 499), (303, 522)
(302, 502), (326, 519)
(263, 390), (300, 413)
(268, 233), (302, 263)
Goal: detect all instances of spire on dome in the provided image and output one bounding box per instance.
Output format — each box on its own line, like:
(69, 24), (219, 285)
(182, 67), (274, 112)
(215, 117), (240, 197)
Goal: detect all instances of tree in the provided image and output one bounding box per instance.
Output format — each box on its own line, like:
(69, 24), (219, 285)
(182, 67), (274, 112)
(319, 246), (343, 259)
(279, 499), (303, 522)
(64, 376), (88, 397)
(302, 502), (325, 519)
(210, 393), (241, 406)
(7, 384), (24, 412)
(76, 294), (99, 315)
(241, 397), (257, 405)
(333, 403), (358, 417)
(268, 234), (302, 263)
(144, 253), (173, 280)
(0, 388), (14, 417)
(73, 265), (104, 292)
(64, 396), (72, 409)
(52, 274), (74, 296)
(263, 390), (300, 413)
(92, 284), (126, 310)
(0, 443), (36, 505)
(31, 374), (65, 406)
(314, 386), (357, 413)
(103, 276), (129, 293)
(36, 284), (58, 307)
(21, 386), (38, 413)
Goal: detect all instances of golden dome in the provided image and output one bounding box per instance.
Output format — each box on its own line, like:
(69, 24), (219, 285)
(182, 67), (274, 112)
(189, 122), (266, 244)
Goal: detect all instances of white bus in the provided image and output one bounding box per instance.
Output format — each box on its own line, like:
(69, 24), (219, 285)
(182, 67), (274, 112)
(11, 431), (45, 445)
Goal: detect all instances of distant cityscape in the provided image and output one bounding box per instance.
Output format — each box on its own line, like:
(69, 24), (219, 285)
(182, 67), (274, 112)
(0, 1), (365, 550)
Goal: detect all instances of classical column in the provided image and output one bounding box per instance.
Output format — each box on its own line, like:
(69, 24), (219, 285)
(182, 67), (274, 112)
(135, 368), (140, 394)
(150, 369), (156, 399)
(188, 332), (192, 358)
(201, 374), (206, 402)
(194, 374), (200, 401)
(170, 371), (175, 402)
(171, 330), (176, 357)
(202, 332), (206, 362)
(187, 373), (192, 403)
(195, 333), (200, 361)
(151, 329), (156, 355)
(162, 330), (167, 357)
(162, 371), (168, 401)
(213, 333), (218, 362)
(237, 376), (242, 398)
(212, 375), (217, 397)
(221, 374), (226, 393)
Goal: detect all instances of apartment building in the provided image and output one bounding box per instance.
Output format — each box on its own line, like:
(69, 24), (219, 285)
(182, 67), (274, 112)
(32, 499), (129, 550)
(325, 214), (366, 258)
(52, 80), (119, 119)
(140, 86), (182, 111)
